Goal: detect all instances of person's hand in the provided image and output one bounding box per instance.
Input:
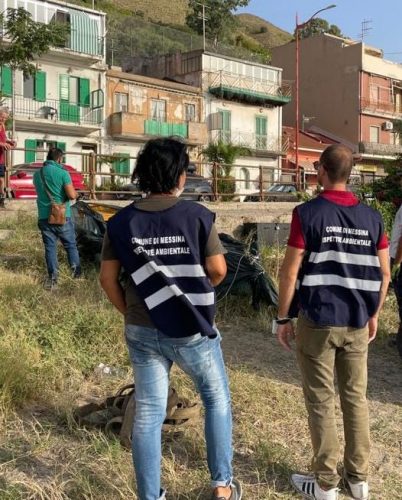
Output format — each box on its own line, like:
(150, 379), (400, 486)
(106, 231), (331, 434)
(7, 140), (16, 149)
(277, 321), (295, 352)
(368, 316), (378, 343)
(392, 263), (401, 281)
(0, 142), (11, 150)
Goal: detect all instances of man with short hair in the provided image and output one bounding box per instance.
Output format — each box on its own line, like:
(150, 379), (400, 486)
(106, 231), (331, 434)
(33, 147), (81, 289)
(276, 145), (390, 500)
(388, 205), (402, 357)
(0, 108), (16, 208)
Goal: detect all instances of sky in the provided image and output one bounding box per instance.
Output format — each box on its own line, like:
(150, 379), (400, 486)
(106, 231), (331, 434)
(237, 0), (402, 63)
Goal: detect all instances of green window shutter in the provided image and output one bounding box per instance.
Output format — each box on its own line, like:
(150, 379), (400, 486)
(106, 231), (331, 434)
(78, 78), (90, 107)
(1, 66), (13, 97)
(25, 139), (37, 163)
(35, 71), (46, 102)
(59, 74), (69, 101)
(59, 102), (80, 123)
(113, 153), (130, 175)
(221, 110), (231, 131)
(256, 116), (267, 149)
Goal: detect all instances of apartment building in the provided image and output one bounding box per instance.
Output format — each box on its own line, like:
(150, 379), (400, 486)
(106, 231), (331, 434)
(0, 0), (106, 170)
(125, 50), (291, 196)
(272, 34), (402, 176)
(105, 69), (207, 175)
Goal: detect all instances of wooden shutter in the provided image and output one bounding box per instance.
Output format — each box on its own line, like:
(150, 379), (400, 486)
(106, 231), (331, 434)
(113, 153), (130, 175)
(59, 74), (69, 101)
(1, 66), (13, 97)
(35, 71), (46, 102)
(256, 116), (267, 136)
(78, 78), (90, 107)
(25, 139), (37, 163)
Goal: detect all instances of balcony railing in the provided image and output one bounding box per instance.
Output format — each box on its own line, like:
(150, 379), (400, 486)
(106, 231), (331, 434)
(360, 98), (402, 117)
(108, 112), (208, 145)
(204, 71), (292, 106)
(2, 96), (102, 126)
(210, 130), (288, 154)
(359, 141), (402, 155)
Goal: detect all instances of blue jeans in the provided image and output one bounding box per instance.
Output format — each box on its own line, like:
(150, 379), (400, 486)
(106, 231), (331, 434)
(38, 218), (81, 279)
(125, 325), (233, 500)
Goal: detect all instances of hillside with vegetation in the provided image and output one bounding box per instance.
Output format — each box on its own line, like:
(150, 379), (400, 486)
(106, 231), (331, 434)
(236, 13), (292, 49)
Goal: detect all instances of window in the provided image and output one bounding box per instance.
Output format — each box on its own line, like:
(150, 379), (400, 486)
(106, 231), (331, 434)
(112, 153), (130, 175)
(239, 168), (250, 190)
(59, 74), (90, 123)
(370, 85), (380, 103)
(256, 116), (267, 149)
(23, 71), (46, 101)
(114, 92), (128, 113)
(69, 77), (79, 104)
(24, 139), (64, 163)
(23, 74), (34, 99)
(218, 110), (231, 143)
(394, 88), (402, 113)
(185, 103), (196, 122)
(151, 99), (166, 122)
(50, 10), (71, 46)
(369, 126), (380, 143)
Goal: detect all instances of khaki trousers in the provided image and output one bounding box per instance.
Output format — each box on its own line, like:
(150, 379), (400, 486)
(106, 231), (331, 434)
(296, 314), (370, 489)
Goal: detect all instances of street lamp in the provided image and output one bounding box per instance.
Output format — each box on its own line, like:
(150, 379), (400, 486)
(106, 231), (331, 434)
(295, 4), (336, 188)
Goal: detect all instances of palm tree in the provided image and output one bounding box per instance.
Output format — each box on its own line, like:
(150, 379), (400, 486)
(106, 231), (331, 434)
(202, 141), (250, 200)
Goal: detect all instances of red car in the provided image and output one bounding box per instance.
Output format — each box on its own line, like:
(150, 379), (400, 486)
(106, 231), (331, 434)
(9, 162), (86, 199)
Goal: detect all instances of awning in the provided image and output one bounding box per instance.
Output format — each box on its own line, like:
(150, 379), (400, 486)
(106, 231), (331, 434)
(68, 10), (101, 56)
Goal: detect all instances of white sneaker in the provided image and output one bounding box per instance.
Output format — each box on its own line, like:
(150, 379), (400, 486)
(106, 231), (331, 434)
(345, 478), (369, 500)
(291, 474), (339, 499)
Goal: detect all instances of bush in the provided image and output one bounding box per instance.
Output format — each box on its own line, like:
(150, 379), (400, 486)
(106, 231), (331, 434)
(217, 176), (236, 201)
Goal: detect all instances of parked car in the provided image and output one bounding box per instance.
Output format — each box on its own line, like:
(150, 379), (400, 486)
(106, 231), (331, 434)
(118, 163), (213, 201)
(9, 162), (86, 199)
(244, 183), (299, 202)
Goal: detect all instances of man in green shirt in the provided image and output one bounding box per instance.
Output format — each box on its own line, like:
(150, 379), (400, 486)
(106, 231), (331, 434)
(33, 148), (81, 289)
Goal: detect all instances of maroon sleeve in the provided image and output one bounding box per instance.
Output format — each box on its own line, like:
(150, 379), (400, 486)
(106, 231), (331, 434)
(377, 233), (388, 250)
(287, 208), (306, 249)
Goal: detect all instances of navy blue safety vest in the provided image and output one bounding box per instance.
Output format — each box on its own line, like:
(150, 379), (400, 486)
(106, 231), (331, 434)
(107, 200), (217, 338)
(297, 196), (384, 328)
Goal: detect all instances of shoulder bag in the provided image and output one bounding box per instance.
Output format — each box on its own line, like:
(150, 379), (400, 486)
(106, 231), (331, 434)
(40, 168), (66, 225)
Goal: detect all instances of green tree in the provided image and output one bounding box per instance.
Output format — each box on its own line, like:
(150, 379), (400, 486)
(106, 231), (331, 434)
(187, 0), (250, 46)
(202, 141), (249, 200)
(0, 7), (68, 137)
(296, 17), (343, 39)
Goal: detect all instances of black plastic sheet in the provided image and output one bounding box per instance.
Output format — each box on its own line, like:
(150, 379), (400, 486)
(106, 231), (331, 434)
(71, 202), (278, 309)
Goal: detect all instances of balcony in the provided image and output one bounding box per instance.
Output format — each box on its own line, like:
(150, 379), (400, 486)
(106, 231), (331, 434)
(108, 112), (208, 146)
(204, 71), (292, 106)
(210, 130), (288, 155)
(3, 96), (102, 135)
(360, 98), (402, 118)
(359, 141), (402, 156)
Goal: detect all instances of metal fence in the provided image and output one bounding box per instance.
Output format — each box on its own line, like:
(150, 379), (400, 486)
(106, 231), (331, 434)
(4, 148), (386, 202)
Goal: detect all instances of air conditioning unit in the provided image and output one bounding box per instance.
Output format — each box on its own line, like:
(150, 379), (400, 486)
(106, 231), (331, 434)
(382, 121), (393, 131)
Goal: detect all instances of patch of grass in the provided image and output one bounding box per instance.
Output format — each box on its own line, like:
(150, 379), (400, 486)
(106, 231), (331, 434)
(0, 213), (400, 498)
